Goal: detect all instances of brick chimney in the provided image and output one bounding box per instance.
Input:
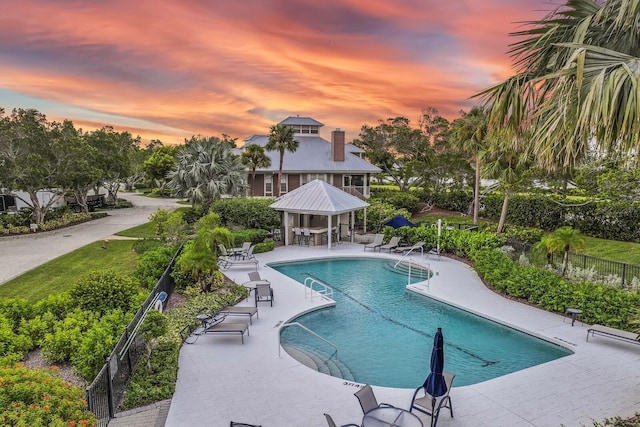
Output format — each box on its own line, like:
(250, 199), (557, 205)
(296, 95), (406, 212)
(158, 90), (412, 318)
(331, 129), (345, 162)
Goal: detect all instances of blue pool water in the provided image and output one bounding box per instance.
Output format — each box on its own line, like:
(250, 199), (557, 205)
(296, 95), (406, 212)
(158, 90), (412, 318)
(272, 257), (572, 388)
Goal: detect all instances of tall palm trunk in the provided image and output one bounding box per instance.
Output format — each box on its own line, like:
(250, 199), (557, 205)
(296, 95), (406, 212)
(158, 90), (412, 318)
(561, 244), (570, 277)
(497, 191), (510, 234)
(277, 150), (285, 197)
(473, 156), (481, 225)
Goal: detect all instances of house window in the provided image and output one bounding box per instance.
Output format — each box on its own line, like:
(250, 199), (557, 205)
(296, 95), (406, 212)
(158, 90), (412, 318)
(280, 174), (288, 194)
(265, 175), (273, 196)
(302, 174), (326, 185)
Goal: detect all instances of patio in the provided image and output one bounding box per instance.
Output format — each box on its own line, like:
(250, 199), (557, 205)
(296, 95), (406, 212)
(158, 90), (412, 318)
(165, 243), (640, 427)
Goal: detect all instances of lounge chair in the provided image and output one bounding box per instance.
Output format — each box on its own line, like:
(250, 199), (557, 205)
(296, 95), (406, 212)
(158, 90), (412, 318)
(323, 413), (359, 427)
(218, 244), (232, 257)
(364, 234), (384, 252)
(379, 236), (400, 252)
(219, 305), (259, 324)
(255, 282), (274, 307)
(218, 247), (259, 270)
(394, 241), (425, 255)
(354, 384), (395, 415)
(409, 372), (455, 426)
(183, 311), (250, 344)
(586, 324), (640, 345)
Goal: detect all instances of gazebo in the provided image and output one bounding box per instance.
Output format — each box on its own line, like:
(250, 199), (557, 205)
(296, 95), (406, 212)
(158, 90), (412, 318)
(269, 179), (369, 248)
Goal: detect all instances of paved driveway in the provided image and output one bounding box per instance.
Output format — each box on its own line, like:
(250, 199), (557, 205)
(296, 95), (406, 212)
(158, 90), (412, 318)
(0, 192), (182, 284)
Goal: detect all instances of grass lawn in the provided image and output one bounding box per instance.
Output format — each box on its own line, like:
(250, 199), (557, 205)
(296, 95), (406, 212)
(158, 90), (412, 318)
(0, 240), (139, 303)
(116, 222), (155, 238)
(582, 236), (640, 265)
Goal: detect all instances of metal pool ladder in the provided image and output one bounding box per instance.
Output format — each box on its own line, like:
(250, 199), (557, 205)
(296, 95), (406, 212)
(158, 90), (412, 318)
(304, 277), (334, 301)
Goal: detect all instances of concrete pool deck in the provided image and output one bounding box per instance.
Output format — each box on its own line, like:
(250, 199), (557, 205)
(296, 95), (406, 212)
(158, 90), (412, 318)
(165, 243), (640, 427)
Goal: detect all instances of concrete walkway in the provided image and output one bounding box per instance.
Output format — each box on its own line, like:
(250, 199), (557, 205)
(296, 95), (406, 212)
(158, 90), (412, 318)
(0, 192), (182, 284)
(166, 244), (640, 427)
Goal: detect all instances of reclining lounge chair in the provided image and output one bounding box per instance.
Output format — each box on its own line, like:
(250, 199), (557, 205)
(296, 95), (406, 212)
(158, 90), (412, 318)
(364, 234), (384, 252)
(219, 305), (259, 324)
(184, 310), (250, 344)
(394, 241), (425, 256)
(218, 246), (259, 270)
(379, 236), (400, 252)
(586, 324), (640, 345)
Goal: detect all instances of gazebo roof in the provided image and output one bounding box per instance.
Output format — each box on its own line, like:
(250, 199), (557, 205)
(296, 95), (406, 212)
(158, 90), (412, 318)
(269, 180), (369, 215)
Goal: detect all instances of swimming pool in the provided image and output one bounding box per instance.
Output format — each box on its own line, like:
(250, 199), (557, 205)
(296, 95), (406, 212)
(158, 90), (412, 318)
(272, 257), (572, 388)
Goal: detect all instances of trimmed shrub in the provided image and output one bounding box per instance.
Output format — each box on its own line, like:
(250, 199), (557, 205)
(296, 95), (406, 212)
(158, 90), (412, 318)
(69, 270), (141, 316)
(211, 198), (281, 230)
(254, 240), (275, 253)
(134, 245), (176, 289)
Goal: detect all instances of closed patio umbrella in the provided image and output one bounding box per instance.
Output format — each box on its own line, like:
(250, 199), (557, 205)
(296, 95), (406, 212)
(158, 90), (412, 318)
(383, 215), (415, 229)
(424, 327), (447, 427)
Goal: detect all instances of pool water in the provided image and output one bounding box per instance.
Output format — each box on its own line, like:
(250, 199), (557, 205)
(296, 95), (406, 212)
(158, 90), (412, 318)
(272, 257), (572, 388)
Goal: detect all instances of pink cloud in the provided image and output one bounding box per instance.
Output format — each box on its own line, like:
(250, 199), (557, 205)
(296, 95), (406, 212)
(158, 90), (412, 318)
(0, 0), (553, 143)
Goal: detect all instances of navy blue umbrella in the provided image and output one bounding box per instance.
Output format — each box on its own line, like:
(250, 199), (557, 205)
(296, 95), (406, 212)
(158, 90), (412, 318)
(423, 327), (447, 427)
(383, 215), (415, 229)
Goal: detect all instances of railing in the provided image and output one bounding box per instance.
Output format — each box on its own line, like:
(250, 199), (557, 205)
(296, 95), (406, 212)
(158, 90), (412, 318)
(278, 322), (338, 359)
(505, 238), (640, 289)
(304, 277), (334, 301)
(394, 257), (431, 290)
(85, 245), (182, 427)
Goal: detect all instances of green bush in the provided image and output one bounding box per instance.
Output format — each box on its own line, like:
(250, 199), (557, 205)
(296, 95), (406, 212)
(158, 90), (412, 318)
(132, 238), (164, 255)
(211, 198), (281, 230)
(71, 309), (129, 381)
(0, 298), (33, 328)
(357, 199), (410, 233)
(134, 245), (176, 289)
(470, 248), (640, 329)
(41, 309), (98, 363)
(254, 240), (275, 253)
(32, 293), (74, 320)
(18, 312), (57, 348)
(0, 364), (97, 426)
(0, 314), (33, 358)
(230, 229), (269, 246)
(69, 270), (141, 316)
(370, 188), (421, 213)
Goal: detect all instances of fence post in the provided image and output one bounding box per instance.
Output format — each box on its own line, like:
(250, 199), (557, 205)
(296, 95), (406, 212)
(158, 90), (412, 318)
(622, 263), (627, 288)
(106, 356), (116, 418)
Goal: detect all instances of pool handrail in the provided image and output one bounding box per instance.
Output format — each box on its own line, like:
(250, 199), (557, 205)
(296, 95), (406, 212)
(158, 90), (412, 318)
(304, 277), (334, 301)
(278, 322), (338, 359)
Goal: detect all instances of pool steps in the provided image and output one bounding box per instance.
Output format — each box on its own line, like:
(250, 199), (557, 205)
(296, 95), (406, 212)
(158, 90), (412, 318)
(282, 343), (355, 381)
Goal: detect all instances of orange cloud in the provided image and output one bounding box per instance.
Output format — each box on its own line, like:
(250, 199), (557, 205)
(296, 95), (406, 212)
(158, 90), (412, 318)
(0, 0), (552, 144)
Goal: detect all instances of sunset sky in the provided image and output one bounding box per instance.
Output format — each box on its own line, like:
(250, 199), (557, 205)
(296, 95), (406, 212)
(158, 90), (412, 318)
(0, 0), (557, 145)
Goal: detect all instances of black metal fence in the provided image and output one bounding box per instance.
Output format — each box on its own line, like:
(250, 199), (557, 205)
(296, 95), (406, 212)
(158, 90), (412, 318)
(505, 239), (640, 290)
(85, 247), (180, 427)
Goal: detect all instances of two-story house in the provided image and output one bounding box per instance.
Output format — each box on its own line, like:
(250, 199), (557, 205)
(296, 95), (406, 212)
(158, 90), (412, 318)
(239, 116), (381, 198)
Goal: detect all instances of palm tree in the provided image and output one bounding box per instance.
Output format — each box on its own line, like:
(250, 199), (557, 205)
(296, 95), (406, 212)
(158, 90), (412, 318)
(475, 0), (640, 171)
(265, 124), (298, 196)
(481, 131), (533, 234)
(450, 107), (489, 225)
(167, 136), (246, 212)
(535, 226), (586, 277)
(240, 144), (271, 197)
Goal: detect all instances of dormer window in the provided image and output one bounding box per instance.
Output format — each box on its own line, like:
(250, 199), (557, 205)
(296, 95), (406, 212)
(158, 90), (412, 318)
(291, 125), (319, 135)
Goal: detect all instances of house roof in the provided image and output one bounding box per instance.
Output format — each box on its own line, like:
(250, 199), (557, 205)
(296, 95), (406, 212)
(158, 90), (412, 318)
(269, 179), (369, 215)
(279, 116), (324, 127)
(239, 135), (380, 174)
